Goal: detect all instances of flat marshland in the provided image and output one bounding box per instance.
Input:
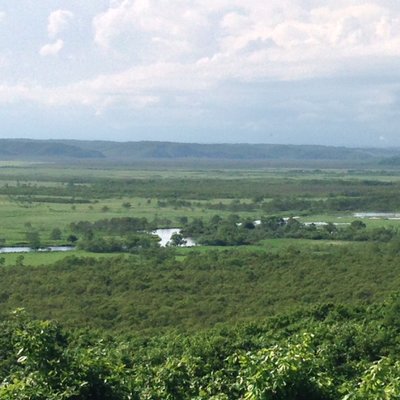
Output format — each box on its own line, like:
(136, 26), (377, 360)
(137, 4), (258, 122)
(1, 160), (400, 398)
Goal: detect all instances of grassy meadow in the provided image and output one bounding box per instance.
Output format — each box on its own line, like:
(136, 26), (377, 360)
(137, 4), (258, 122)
(1, 161), (400, 247)
(2, 160), (400, 398)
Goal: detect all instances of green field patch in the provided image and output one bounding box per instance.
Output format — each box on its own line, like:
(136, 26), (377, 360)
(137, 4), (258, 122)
(0, 250), (126, 267)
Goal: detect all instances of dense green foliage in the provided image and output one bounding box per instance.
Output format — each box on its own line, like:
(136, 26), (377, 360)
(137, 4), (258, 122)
(1, 244), (400, 334)
(69, 217), (161, 252)
(1, 300), (400, 399)
(182, 215), (398, 246)
(70, 217), (155, 236)
(1, 160), (400, 397)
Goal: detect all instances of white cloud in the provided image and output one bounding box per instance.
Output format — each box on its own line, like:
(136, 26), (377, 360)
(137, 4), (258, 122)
(39, 40), (64, 56)
(4, 1), (400, 113)
(0, 78), (160, 112)
(90, 1), (400, 81)
(48, 9), (73, 38)
(93, 0), (214, 61)
(0, 12), (7, 69)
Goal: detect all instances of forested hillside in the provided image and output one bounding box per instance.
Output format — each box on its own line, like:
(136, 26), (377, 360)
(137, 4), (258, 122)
(0, 139), (103, 159)
(1, 299), (400, 399)
(0, 243), (399, 334)
(0, 139), (399, 163)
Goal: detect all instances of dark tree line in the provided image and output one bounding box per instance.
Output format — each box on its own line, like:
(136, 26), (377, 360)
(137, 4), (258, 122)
(181, 215), (398, 246)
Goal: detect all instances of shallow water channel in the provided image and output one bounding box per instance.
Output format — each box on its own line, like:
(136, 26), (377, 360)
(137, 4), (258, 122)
(0, 230), (195, 253)
(5, 214), (388, 254)
(0, 246), (74, 254)
(353, 212), (400, 219)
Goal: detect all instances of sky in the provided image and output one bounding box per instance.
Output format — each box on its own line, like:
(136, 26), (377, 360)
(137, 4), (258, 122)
(0, 0), (400, 146)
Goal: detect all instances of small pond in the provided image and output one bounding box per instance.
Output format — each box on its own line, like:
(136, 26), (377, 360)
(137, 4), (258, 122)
(152, 229), (196, 247)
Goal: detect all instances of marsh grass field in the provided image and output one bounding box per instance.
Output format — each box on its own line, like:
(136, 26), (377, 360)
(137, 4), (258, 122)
(2, 159), (400, 398)
(1, 161), (400, 248)
(1, 159), (398, 330)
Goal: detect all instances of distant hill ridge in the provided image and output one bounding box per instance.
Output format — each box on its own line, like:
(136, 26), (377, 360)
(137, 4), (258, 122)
(0, 139), (103, 159)
(0, 139), (398, 162)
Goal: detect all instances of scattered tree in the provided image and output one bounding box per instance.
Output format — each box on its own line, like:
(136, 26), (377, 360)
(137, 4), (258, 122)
(25, 231), (41, 250)
(50, 228), (62, 241)
(122, 202), (131, 210)
(169, 233), (187, 247)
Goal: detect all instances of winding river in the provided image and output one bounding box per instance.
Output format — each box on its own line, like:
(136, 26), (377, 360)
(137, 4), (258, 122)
(0, 230), (195, 253)
(5, 213), (392, 254)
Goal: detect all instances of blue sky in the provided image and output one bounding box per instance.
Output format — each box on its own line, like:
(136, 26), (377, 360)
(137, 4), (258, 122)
(1, 0), (400, 146)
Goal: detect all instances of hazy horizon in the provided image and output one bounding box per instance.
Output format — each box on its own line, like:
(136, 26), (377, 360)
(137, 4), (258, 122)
(1, 1), (400, 147)
(0, 137), (399, 150)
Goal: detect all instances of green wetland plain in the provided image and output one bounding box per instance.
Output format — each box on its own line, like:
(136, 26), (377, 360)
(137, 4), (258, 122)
(2, 154), (400, 398)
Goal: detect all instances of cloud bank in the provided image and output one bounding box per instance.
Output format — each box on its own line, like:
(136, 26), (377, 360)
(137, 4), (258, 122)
(10, 1), (400, 107)
(1, 1), (400, 145)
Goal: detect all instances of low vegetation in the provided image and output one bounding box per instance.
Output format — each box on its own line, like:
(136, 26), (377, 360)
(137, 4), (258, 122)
(0, 158), (400, 398)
